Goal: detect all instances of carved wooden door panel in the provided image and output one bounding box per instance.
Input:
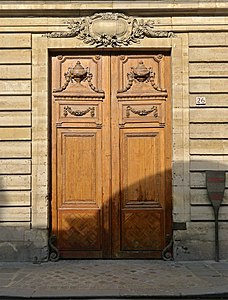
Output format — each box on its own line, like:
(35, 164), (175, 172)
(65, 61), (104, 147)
(111, 54), (172, 258)
(51, 52), (172, 259)
(51, 54), (111, 258)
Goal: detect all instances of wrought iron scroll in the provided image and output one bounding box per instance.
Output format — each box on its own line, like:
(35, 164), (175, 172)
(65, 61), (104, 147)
(46, 12), (173, 48)
(48, 235), (60, 262)
(162, 237), (173, 261)
(126, 105), (158, 118)
(64, 106), (95, 117)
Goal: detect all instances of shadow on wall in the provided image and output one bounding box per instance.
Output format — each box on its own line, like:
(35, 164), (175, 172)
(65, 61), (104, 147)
(173, 159), (227, 260)
(0, 177), (18, 260)
(0, 160), (227, 261)
(49, 159), (227, 262)
(0, 175), (48, 262)
(0, 176), (8, 222)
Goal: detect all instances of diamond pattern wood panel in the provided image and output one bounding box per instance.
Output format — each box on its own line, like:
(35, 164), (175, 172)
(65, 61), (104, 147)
(59, 210), (101, 251)
(121, 211), (164, 251)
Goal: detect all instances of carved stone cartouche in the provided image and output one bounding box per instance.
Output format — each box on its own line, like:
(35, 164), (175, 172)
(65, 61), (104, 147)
(46, 12), (173, 48)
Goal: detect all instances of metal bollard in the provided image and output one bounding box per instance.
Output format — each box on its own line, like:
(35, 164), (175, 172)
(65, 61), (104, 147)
(206, 171), (225, 262)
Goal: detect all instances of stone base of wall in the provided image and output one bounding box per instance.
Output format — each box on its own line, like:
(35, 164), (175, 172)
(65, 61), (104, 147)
(173, 222), (228, 260)
(1, 224), (228, 261)
(0, 227), (48, 262)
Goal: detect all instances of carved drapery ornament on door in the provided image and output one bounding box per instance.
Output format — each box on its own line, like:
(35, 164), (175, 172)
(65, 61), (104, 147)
(46, 12), (173, 47)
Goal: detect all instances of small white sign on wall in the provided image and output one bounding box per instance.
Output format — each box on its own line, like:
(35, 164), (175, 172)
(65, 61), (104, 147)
(195, 96), (206, 105)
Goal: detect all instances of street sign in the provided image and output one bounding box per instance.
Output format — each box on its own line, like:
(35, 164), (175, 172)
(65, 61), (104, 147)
(206, 171), (225, 262)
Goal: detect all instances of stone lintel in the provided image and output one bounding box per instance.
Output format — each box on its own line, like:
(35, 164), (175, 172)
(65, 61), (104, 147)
(0, 1), (228, 17)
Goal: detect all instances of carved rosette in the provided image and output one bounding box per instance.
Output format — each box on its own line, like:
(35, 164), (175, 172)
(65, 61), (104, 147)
(46, 12), (173, 48)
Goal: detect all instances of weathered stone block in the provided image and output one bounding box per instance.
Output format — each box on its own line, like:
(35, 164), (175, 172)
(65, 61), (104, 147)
(189, 47), (228, 62)
(189, 62), (228, 77)
(191, 206), (228, 221)
(0, 112), (31, 126)
(0, 175), (31, 190)
(190, 140), (228, 155)
(0, 159), (31, 174)
(190, 78), (228, 93)
(0, 128), (31, 141)
(0, 33), (31, 48)
(189, 32), (228, 46)
(0, 207), (30, 222)
(190, 156), (228, 170)
(190, 188), (228, 205)
(0, 191), (31, 206)
(0, 65), (31, 79)
(0, 228), (48, 262)
(174, 222), (228, 260)
(0, 142), (31, 158)
(190, 124), (228, 138)
(0, 50), (31, 64)
(0, 81), (31, 95)
(0, 96), (31, 110)
(190, 108), (228, 123)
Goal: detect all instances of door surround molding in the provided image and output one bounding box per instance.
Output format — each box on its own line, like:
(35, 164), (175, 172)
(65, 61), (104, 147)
(31, 29), (190, 251)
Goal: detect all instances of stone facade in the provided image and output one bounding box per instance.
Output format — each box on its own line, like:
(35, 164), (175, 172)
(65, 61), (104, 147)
(0, 0), (227, 261)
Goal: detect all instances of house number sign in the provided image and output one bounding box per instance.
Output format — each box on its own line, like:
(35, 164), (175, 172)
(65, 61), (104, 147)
(195, 96), (206, 105)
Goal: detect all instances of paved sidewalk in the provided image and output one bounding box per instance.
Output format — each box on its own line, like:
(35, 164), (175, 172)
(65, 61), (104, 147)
(0, 260), (228, 298)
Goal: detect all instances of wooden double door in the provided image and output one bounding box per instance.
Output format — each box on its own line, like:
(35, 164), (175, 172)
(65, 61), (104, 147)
(51, 52), (172, 259)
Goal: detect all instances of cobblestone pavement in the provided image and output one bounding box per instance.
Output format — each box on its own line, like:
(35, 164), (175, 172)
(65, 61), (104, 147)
(0, 260), (228, 298)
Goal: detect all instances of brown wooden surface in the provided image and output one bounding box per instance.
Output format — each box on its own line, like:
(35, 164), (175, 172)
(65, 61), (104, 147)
(51, 52), (172, 258)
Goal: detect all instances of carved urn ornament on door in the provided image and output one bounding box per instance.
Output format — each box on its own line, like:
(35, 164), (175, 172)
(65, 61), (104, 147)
(54, 60), (104, 95)
(46, 12), (173, 47)
(118, 60), (167, 93)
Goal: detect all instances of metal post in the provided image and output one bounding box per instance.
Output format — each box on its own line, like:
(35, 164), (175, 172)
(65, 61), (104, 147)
(214, 206), (219, 262)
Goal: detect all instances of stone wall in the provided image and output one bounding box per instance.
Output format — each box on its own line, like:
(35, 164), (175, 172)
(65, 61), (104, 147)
(175, 30), (228, 260)
(0, 1), (227, 261)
